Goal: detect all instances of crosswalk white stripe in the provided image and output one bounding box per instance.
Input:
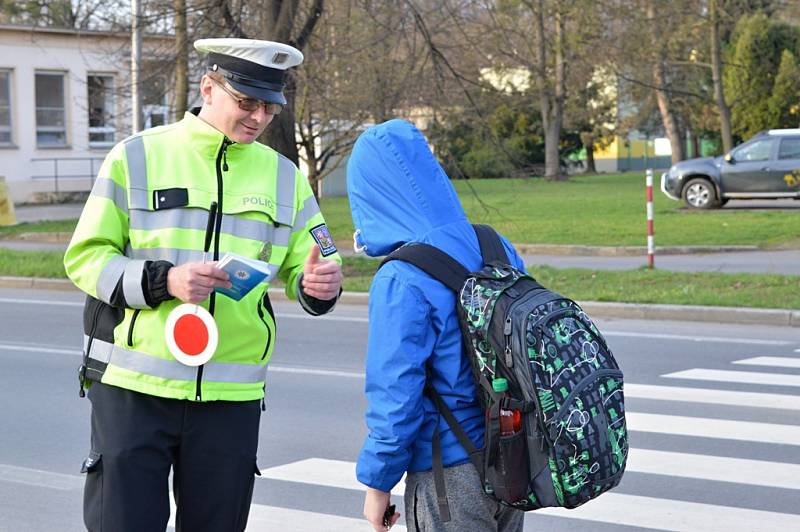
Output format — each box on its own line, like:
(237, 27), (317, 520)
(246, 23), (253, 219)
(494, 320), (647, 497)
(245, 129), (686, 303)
(602, 330), (793, 346)
(537, 493), (800, 531)
(166, 496), (405, 532)
(3, 343), (800, 413)
(624, 383), (800, 410)
(260, 458), (800, 531)
(260, 458), (405, 497)
(3, 459), (799, 531)
(260, 450), (800, 499)
(628, 412), (800, 445)
(628, 449), (800, 490)
(733, 356), (800, 369)
(663, 369), (800, 387)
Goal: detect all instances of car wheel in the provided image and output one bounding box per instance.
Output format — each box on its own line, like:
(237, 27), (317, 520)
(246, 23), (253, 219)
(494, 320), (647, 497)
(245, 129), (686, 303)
(683, 178), (719, 209)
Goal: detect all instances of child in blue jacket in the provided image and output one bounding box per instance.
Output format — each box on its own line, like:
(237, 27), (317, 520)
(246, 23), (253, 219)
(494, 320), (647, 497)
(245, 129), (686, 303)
(347, 119), (526, 532)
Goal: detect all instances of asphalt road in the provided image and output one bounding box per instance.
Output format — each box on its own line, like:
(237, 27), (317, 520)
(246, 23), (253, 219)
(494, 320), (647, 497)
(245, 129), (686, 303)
(0, 288), (799, 531)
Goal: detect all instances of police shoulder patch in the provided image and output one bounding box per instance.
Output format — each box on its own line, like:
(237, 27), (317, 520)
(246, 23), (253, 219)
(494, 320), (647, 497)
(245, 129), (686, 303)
(309, 224), (337, 257)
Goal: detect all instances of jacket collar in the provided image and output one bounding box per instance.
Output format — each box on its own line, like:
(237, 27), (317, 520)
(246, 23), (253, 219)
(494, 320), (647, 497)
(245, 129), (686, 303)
(180, 109), (248, 158)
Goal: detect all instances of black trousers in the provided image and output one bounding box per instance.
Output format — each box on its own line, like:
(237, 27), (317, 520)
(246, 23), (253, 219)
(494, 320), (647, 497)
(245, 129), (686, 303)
(82, 382), (262, 532)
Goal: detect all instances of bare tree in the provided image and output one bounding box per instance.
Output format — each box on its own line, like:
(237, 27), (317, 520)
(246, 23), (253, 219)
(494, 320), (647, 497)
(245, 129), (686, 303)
(213, 0), (324, 165)
(174, 0), (189, 119)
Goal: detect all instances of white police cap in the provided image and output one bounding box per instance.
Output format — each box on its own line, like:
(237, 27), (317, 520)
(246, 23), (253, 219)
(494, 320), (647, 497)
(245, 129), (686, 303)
(194, 38), (304, 105)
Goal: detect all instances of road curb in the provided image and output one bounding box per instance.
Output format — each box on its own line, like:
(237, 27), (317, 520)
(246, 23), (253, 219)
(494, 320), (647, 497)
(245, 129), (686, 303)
(0, 235), (781, 256)
(2, 276), (797, 328)
(511, 244), (761, 257)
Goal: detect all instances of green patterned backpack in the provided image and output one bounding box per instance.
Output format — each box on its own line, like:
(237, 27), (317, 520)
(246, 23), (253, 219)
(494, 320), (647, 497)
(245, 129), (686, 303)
(382, 224), (628, 520)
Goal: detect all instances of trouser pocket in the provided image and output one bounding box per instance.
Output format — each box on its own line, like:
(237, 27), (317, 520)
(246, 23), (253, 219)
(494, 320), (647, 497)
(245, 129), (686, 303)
(81, 451), (103, 532)
(490, 431), (529, 503)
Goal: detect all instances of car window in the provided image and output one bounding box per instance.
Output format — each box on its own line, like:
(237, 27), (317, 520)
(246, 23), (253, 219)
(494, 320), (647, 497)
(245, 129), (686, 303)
(778, 138), (800, 160)
(732, 138), (775, 161)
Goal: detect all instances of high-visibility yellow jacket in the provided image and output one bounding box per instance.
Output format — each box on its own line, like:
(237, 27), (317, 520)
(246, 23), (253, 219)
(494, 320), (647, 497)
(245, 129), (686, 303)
(64, 111), (341, 402)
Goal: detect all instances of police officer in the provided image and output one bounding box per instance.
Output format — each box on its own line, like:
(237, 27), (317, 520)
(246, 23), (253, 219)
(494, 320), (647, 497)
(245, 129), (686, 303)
(64, 38), (343, 531)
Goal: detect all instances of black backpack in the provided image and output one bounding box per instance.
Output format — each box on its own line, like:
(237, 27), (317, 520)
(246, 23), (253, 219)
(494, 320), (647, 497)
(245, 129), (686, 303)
(381, 224), (628, 520)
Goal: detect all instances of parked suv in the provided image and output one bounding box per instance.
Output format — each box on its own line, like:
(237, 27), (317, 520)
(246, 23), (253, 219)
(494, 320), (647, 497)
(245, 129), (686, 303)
(661, 129), (800, 209)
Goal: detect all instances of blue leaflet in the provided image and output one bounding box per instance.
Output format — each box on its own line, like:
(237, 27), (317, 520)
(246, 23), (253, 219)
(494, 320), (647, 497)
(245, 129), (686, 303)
(214, 253), (272, 301)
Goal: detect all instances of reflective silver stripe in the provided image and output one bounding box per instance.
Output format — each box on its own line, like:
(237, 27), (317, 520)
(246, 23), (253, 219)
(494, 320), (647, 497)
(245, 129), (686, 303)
(95, 255), (128, 304)
(274, 225), (291, 248)
(292, 195), (321, 230)
(129, 208), (278, 243)
(274, 155), (296, 225)
(87, 338), (267, 384)
(124, 136), (149, 209)
(129, 247), (205, 265)
(122, 259), (149, 309)
(90, 177), (128, 214)
(129, 246), (279, 279)
(220, 213), (277, 243)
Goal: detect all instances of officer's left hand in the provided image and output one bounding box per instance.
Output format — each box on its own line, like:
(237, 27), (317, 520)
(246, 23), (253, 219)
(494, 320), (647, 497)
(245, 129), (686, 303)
(301, 244), (343, 300)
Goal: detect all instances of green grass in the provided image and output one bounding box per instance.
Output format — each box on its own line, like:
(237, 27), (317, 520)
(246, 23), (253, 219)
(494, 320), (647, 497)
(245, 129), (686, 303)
(0, 248), (66, 278)
(0, 219), (77, 238)
(4, 251), (796, 309)
(321, 173), (800, 248)
(3, 173), (800, 248)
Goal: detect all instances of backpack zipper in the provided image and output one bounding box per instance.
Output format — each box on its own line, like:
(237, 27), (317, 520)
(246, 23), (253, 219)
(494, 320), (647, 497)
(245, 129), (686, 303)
(546, 368), (624, 440)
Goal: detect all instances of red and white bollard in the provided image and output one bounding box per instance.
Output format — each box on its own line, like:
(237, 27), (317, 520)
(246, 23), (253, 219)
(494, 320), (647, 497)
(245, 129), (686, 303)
(646, 169), (655, 268)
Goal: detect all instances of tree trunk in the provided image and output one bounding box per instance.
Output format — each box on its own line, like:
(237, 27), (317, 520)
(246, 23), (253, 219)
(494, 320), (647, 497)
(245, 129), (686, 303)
(648, 2), (684, 163)
(584, 141), (596, 173)
(258, 0), (323, 166)
(690, 129), (700, 158)
(535, 0), (566, 180)
(263, 75), (300, 163)
(173, 0), (188, 121)
(710, 0), (733, 154)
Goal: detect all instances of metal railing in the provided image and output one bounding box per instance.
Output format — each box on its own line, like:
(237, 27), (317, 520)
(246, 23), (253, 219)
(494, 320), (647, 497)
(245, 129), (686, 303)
(30, 157), (106, 193)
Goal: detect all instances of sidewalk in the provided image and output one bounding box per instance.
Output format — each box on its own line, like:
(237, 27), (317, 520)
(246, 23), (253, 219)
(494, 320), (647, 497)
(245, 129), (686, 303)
(2, 203), (798, 327)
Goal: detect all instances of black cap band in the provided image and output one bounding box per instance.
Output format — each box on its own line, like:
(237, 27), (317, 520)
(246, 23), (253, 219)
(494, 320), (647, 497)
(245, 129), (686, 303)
(207, 53), (286, 91)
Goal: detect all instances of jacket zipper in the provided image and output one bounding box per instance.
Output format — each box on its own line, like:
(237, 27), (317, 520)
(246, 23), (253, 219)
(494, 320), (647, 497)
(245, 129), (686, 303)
(256, 296), (273, 360)
(127, 309), (141, 347)
(195, 137), (230, 401)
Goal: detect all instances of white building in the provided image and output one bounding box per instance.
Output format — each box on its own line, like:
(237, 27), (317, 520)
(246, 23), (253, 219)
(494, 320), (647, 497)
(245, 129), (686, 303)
(0, 24), (174, 203)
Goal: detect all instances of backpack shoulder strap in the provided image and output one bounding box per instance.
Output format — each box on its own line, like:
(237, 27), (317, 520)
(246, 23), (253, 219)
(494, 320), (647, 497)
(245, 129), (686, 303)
(380, 243), (468, 293)
(472, 224), (510, 264)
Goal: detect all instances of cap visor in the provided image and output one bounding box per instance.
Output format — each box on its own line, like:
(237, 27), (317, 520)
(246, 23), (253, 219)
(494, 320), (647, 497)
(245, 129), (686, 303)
(227, 79), (286, 105)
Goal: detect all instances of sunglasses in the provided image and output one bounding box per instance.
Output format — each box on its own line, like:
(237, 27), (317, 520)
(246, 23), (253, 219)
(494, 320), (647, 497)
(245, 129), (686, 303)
(212, 78), (283, 116)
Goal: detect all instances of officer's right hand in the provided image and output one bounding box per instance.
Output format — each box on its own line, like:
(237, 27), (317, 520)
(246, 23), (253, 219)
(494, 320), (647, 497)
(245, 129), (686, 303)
(167, 262), (232, 304)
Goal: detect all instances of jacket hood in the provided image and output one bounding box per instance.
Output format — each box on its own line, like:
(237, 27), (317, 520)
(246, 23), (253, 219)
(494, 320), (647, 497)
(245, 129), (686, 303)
(346, 119), (466, 257)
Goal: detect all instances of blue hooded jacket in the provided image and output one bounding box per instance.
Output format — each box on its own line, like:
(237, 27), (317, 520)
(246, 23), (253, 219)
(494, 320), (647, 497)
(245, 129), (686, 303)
(347, 119), (526, 492)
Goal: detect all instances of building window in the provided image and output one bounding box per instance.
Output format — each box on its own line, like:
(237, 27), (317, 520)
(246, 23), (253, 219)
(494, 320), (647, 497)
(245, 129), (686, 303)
(0, 70), (11, 145)
(88, 74), (115, 147)
(142, 72), (169, 129)
(35, 72), (67, 147)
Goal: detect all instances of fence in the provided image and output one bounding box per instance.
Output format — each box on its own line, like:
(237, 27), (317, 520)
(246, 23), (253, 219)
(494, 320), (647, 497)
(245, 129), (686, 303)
(30, 157), (106, 193)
